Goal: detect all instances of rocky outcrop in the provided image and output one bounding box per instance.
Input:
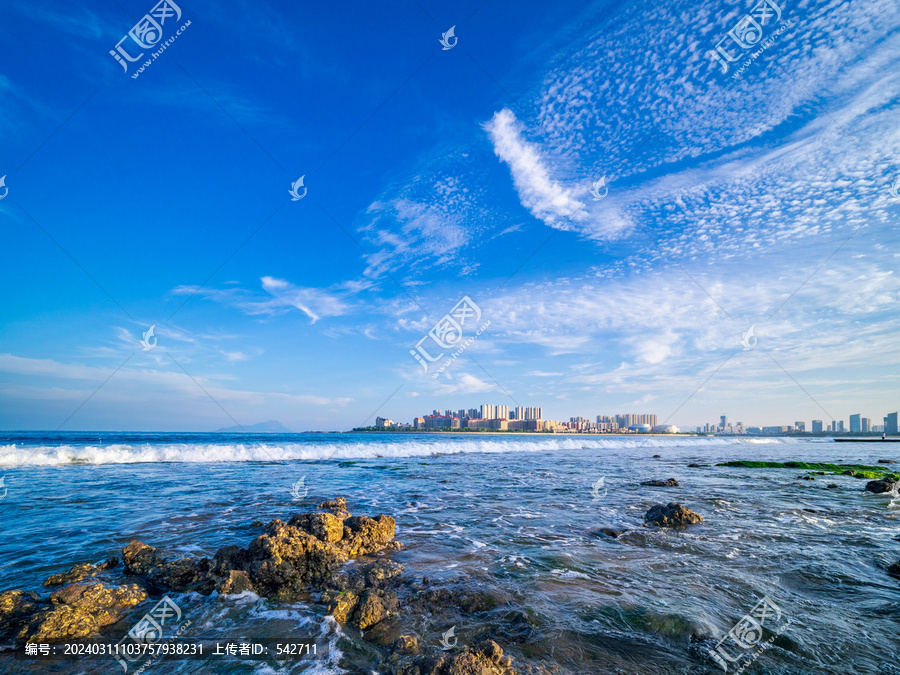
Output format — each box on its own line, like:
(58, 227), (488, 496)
(865, 478), (898, 494)
(385, 639), (541, 675)
(0, 590), (45, 639)
(888, 562), (900, 579)
(44, 558), (118, 586)
(644, 502), (703, 527)
(641, 478), (679, 487)
(17, 583), (146, 642)
(122, 541), (212, 593)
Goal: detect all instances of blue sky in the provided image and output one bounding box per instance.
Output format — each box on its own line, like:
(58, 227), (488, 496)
(1, 0), (898, 431)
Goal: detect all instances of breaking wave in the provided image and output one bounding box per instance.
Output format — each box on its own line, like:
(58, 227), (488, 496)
(0, 434), (816, 466)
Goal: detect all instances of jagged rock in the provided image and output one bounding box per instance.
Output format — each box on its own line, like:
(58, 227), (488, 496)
(19, 583), (146, 642)
(393, 634), (420, 654)
(44, 558), (118, 586)
(323, 590), (359, 624)
(122, 541), (212, 593)
(593, 528), (625, 538)
(353, 589), (399, 630)
(290, 512), (345, 543)
(0, 590), (45, 638)
(218, 570), (254, 595)
(866, 478), (898, 494)
(644, 502), (703, 527)
(827, 483), (839, 489)
(888, 562), (900, 580)
(319, 497), (351, 518)
(341, 515), (399, 556)
(640, 478), (679, 487)
(387, 640), (531, 674)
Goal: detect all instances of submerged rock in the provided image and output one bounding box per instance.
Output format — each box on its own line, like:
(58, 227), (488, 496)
(18, 582), (146, 642)
(122, 541), (212, 593)
(878, 459), (897, 464)
(593, 528), (625, 538)
(641, 478), (679, 487)
(865, 478), (899, 494)
(888, 562), (900, 580)
(827, 483), (839, 489)
(386, 639), (532, 675)
(644, 503), (703, 527)
(0, 590), (45, 639)
(44, 558), (118, 586)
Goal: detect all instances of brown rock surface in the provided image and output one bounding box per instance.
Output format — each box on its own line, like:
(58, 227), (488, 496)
(644, 502), (703, 527)
(19, 583), (146, 642)
(44, 558), (118, 586)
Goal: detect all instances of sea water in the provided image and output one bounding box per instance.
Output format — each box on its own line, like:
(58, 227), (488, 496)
(1, 432), (898, 673)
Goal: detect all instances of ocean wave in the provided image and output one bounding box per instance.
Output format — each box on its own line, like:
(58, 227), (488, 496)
(0, 435), (806, 466)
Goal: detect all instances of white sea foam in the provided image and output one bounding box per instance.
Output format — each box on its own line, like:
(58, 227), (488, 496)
(0, 435), (809, 466)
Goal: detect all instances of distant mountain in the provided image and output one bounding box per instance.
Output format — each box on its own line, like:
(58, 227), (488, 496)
(215, 420), (293, 433)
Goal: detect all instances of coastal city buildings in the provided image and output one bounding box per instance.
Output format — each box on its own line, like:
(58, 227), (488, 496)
(370, 406), (900, 435)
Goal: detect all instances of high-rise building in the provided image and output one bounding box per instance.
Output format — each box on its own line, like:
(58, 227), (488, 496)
(862, 418), (871, 433)
(794, 421), (805, 432)
(720, 415), (728, 430)
(480, 404), (496, 420)
(812, 420), (823, 433)
(849, 414), (861, 433)
(497, 405), (510, 420)
(837, 420), (845, 432)
(887, 412), (899, 434)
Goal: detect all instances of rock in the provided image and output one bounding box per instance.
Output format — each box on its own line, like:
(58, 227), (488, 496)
(596, 528), (625, 538)
(218, 570), (254, 595)
(640, 478), (679, 487)
(878, 459), (897, 464)
(319, 497), (351, 518)
(291, 512), (346, 543)
(44, 558), (118, 587)
(652, 454), (661, 458)
(387, 639), (526, 675)
(644, 502), (703, 527)
(247, 520), (346, 599)
(206, 500), (401, 601)
(797, 475), (815, 481)
(827, 483), (839, 489)
(687, 463), (708, 468)
(888, 562), (900, 580)
(865, 478), (899, 494)
(0, 590), (45, 638)
(392, 634), (420, 654)
(250, 520), (265, 528)
(341, 515), (399, 556)
(842, 470), (858, 476)
(19, 583), (146, 642)
(323, 590), (359, 624)
(353, 589), (399, 630)
(122, 541), (212, 593)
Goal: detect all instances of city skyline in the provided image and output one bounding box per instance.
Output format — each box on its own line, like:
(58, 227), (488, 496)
(1, 0), (899, 432)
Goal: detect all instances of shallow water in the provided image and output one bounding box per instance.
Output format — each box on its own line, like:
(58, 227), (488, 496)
(1, 433), (899, 674)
